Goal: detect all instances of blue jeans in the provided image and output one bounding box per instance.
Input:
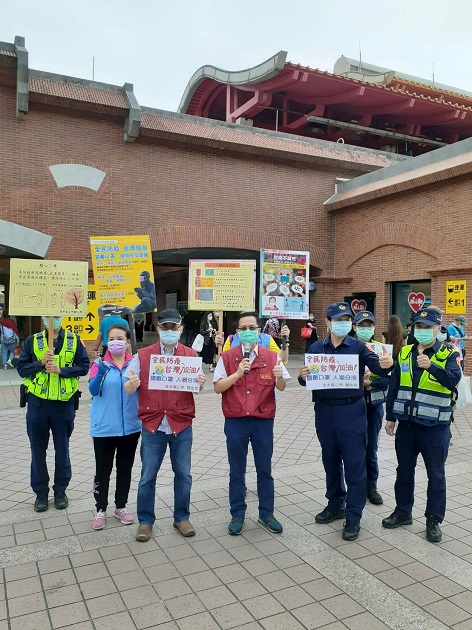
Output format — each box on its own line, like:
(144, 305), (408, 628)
(137, 425), (192, 525)
(1, 341), (14, 366)
(224, 417), (274, 519)
(26, 395), (75, 497)
(366, 402), (384, 489)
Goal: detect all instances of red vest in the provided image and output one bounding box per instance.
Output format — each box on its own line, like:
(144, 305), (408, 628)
(221, 345), (278, 419)
(138, 342), (197, 435)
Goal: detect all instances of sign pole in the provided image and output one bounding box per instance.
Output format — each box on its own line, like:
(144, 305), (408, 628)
(48, 316), (54, 351)
(217, 311), (224, 359)
(129, 313), (137, 355)
(281, 318), (287, 351)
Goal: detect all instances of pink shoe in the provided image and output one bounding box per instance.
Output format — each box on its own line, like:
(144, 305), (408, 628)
(114, 508), (134, 524)
(92, 510), (107, 530)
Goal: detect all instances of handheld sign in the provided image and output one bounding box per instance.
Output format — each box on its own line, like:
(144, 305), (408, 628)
(260, 249), (310, 321)
(148, 355), (202, 393)
(304, 353), (359, 390)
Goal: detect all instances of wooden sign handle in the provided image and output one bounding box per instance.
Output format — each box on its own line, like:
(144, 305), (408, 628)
(48, 316), (54, 351)
(217, 311), (224, 359)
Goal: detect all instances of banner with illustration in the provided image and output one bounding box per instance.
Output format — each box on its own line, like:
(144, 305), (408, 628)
(90, 235), (157, 314)
(148, 354), (202, 393)
(260, 249), (310, 319)
(188, 259), (256, 311)
(304, 353), (359, 390)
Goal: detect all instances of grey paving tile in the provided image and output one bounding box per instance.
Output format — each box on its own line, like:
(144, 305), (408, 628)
(244, 593), (285, 619)
(49, 601), (89, 628)
(144, 562), (180, 582)
(301, 578), (343, 601)
(284, 564), (322, 584)
(292, 602), (338, 629)
(375, 567), (417, 589)
(45, 584), (83, 608)
(242, 557), (278, 577)
(173, 555), (210, 576)
(85, 592), (126, 619)
(424, 599), (471, 625)
(130, 602), (173, 629)
(343, 611), (391, 629)
(422, 575), (467, 597)
(134, 549), (167, 568)
(10, 610), (52, 630)
(7, 591), (46, 617)
(202, 549), (237, 568)
(6, 575), (42, 598)
(69, 550), (102, 567)
(79, 576), (117, 599)
(399, 561), (439, 581)
(42, 569), (77, 590)
(450, 591), (472, 614)
(267, 550), (304, 569)
(165, 593), (206, 619)
(228, 576), (268, 600)
(74, 562), (109, 583)
(155, 576), (192, 600)
(273, 584), (315, 610)
(38, 556), (71, 574)
(397, 582), (443, 606)
(260, 612), (306, 630)
(120, 584), (161, 609)
(320, 594), (365, 620)
(4, 562), (38, 581)
(211, 601), (255, 629)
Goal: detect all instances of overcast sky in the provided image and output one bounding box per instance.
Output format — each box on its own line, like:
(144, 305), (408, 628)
(1, 0), (471, 112)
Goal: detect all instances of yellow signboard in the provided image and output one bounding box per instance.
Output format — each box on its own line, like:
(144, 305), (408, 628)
(90, 235), (157, 314)
(9, 259), (88, 317)
(446, 280), (467, 314)
(62, 285), (98, 340)
(188, 259), (256, 311)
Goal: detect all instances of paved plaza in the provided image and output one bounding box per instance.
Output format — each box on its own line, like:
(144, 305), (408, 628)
(1, 358), (472, 629)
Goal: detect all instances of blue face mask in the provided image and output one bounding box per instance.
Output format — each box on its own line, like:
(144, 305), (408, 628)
(331, 321), (352, 337)
(437, 332), (447, 343)
(159, 330), (180, 345)
(42, 316), (63, 330)
(414, 329), (435, 346)
(356, 326), (374, 341)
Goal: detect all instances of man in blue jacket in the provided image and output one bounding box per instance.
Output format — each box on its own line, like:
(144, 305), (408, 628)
(299, 302), (393, 541)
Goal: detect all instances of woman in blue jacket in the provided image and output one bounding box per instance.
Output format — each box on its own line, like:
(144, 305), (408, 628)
(89, 324), (141, 530)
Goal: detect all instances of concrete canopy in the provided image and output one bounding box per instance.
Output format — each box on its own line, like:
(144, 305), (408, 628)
(0, 220), (52, 258)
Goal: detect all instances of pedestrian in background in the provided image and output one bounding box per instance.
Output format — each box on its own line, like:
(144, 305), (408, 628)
(0, 308), (19, 369)
(383, 307), (461, 543)
(88, 324), (141, 530)
(305, 312), (319, 352)
(17, 316), (90, 512)
(200, 311), (218, 372)
(447, 315), (468, 370)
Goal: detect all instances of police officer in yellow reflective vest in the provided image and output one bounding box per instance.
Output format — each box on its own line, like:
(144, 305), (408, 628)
(17, 316), (90, 512)
(353, 311), (388, 506)
(383, 307), (461, 543)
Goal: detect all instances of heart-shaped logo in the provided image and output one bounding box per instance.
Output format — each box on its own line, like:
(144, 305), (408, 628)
(351, 299), (367, 315)
(408, 292), (425, 312)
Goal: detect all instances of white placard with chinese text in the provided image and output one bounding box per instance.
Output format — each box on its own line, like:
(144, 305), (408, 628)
(148, 355), (202, 393)
(365, 343), (393, 357)
(304, 353), (359, 390)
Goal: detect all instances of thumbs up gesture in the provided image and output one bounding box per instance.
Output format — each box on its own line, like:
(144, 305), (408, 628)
(417, 348), (431, 370)
(127, 369), (141, 392)
(379, 345), (393, 369)
(272, 358), (284, 380)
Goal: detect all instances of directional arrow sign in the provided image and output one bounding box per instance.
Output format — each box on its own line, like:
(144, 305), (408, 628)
(62, 285), (98, 341)
(445, 280), (466, 315)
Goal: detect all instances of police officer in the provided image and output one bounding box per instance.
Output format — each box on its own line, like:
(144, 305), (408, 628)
(382, 307), (461, 542)
(299, 302), (393, 541)
(17, 316), (90, 512)
(353, 311), (389, 505)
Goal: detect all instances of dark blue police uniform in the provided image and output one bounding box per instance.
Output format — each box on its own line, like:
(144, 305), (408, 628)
(17, 328), (90, 506)
(300, 303), (391, 537)
(385, 323), (461, 529)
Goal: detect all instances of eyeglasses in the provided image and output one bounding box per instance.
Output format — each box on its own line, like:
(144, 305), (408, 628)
(237, 325), (259, 331)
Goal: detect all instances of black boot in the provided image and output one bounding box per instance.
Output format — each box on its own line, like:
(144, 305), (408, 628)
(34, 497), (49, 512)
(315, 506), (345, 524)
(382, 511), (413, 529)
(367, 487), (383, 505)
(342, 520), (360, 541)
(426, 517), (442, 543)
(54, 492), (69, 510)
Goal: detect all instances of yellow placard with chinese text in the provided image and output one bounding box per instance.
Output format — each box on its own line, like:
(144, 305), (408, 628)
(90, 235), (157, 314)
(188, 259), (256, 311)
(62, 285), (98, 340)
(446, 280), (466, 314)
(9, 259), (88, 317)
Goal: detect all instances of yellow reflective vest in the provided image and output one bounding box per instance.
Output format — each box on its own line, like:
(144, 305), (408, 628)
(24, 331), (79, 401)
(392, 344), (454, 426)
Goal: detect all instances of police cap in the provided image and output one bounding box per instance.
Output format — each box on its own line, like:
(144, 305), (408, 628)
(326, 302), (353, 320)
(413, 308), (442, 326)
(353, 311), (375, 324)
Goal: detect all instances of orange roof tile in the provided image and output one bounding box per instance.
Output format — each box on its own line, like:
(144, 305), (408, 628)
(29, 76), (128, 109)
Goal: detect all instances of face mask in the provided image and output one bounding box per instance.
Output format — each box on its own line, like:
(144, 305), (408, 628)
(356, 327), (374, 341)
(42, 316), (62, 330)
(331, 321), (352, 337)
(437, 332), (447, 343)
(238, 329), (258, 345)
(414, 329), (435, 346)
(207, 315), (213, 321)
(160, 330), (180, 345)
(108, 340), (126, 355)
(309, 315), (314, 320)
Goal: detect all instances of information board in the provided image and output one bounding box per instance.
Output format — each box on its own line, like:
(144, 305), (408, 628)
(446, 280), (466, 314)
(148, 355), (202, 393)
(9, 259), (88, 317)
(188, 260), (256, 311)
(260, 249), (309, 320)
(304, 353), (359, 390)
(90, 235), (157, 314)
(62, 285), (98, 340)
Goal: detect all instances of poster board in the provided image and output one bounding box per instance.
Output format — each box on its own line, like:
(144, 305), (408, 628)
(62, 285), (98, 340)
(304, 353), (359, 390)
(90, 235), (157, 314)
(260, 250), (309, 319)
(148, 355), (202, 393)
(9, 259), (88, 316)
(188, 259), (256, 311)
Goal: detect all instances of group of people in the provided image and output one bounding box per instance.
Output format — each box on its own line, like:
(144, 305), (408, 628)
(15, 300), (464, 547)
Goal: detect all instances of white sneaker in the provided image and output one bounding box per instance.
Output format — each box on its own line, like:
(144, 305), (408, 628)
(6, 361), (13, 368)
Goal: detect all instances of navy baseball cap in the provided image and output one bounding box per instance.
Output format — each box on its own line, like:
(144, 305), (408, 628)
(326, 302), (353, 320)
(353, 311), (375, 324)
(157, 309), (182, 325)
(413, 308), (442, 326)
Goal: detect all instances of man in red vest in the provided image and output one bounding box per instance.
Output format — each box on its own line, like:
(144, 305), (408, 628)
(213, 311), (290, 536)
(124, 309), (206, 542)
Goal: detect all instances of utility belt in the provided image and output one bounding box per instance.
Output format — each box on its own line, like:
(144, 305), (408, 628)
(317, 396), (363, 406)
(364, 389), (387, 405)
(20, 386), (81, 410)
(393, 398), (451, 427)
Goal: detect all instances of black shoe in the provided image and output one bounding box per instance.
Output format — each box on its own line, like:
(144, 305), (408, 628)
(54, 492), (69, 510)
(382, 511), (413, 529)
(367, 487), (384, 505)
(315, 506), (345, 524)
(426, 517), (442, 543)
(342, 520), (360, 541)
(34, 497), (49, 512)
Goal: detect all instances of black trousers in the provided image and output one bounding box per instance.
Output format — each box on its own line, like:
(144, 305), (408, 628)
(93, 432), (140, 511)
